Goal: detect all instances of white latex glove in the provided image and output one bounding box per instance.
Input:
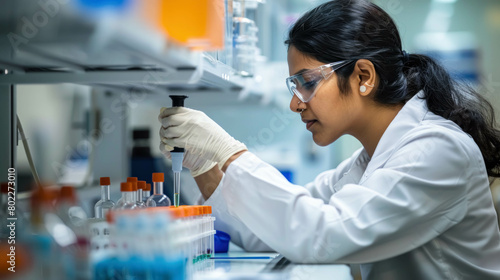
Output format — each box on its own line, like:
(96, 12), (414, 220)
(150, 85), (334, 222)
(158, 107), (247, 170)
(159, 141), (217, 177)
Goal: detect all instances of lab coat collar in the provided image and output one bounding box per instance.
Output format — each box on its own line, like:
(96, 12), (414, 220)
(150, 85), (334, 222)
(360, 91), (428, 183)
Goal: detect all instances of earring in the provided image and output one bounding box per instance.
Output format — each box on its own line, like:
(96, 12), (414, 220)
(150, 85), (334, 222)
(360, 82), (374, 93)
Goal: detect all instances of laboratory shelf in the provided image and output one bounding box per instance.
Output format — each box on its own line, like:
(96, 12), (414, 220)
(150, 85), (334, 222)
(0, 0), (246, 93)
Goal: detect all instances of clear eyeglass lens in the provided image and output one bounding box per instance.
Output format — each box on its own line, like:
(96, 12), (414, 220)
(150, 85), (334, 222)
(289, 75), (321, 102)
(287, 61), (350, 103)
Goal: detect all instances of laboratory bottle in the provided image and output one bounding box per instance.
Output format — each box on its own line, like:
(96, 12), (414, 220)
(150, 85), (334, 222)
(114, 182), (138, 210)
(146, 173), (171, 207)
(116, 177), (137, 206)
(127, 177), (138, 203)
(142, 183), (151, 203)
(94, 177), (115, 218)
(136, 181), (147, 208)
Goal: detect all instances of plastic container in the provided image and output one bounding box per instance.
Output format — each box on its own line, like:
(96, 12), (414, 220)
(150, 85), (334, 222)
(233, 17), (259, 76)
(157, 0), (225, 50)
(214, 230), (231, 253)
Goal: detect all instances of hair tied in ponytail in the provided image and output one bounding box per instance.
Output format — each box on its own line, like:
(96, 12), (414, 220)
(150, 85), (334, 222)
(402, 50), (410, 64)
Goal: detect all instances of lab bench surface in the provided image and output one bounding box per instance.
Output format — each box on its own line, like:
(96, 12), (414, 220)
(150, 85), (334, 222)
(195, 243), (353, 280)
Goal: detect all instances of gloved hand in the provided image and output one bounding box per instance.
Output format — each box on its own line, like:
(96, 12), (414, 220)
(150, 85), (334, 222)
(160, 141), (217, 177)
(158, 107), (247, 170)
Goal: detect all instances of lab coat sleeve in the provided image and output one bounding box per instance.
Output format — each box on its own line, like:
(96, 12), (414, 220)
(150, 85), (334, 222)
(200, 173), (274, 252)
(304, 148), (364, 203)
(220, 128), (471, 264)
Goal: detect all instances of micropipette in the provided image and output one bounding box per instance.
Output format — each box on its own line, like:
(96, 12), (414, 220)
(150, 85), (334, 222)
(169, 95), (188, 207)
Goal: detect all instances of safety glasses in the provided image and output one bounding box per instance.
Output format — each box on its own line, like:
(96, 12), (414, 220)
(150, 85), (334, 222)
(286, 60), (351, 103)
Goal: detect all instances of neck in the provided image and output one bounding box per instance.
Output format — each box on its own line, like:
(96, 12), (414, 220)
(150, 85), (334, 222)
(352, 103), (403, 158)
(153, 182), (163, 194)
(122, 192), (135, 203)
(101, 185), (109, 201)
(137, 189), (143, 202)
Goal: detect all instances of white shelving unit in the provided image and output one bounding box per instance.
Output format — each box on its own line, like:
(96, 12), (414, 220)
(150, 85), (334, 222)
(0, 0), (255, 193)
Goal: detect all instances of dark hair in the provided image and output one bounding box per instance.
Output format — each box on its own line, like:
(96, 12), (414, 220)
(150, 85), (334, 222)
(285, 0), (500, 177)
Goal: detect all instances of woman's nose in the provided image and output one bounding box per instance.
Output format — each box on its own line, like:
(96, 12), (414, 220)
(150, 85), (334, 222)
(289, 94), (301, 113)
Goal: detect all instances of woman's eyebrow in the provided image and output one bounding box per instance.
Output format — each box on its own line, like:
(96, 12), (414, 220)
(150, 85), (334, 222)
(293, 68), (310, 76)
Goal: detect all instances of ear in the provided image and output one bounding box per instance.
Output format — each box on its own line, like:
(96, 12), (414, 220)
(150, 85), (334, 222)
(351, 59), (377, 97)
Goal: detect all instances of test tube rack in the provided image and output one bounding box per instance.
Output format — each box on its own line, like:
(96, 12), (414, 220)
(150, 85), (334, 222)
(90, 205), (216, 280)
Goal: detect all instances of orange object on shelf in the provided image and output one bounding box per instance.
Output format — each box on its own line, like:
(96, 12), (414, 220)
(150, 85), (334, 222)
(157, 0), (225, 50)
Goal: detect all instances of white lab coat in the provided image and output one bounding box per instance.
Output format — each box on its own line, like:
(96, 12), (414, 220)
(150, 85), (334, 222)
(201, 91), (500, 279)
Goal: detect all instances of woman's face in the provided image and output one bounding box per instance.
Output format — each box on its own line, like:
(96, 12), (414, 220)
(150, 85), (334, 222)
(287, 46), (359, 146)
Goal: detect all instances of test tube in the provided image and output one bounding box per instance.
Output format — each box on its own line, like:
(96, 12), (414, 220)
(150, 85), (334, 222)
(173, 169), (181, 207)
(94, 177), (115, 218)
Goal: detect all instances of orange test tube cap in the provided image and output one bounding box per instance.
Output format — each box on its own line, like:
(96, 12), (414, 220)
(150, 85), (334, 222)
(145, 183), (151, 191)
(130, 181), (138, 191)
(100, 177), (111, 186)
(152, 173), (164, 183)
(181, 206), (193, 217)
(169, 208), (183, 219)
(120, 182), (133, 192)
(127, 177), (138, 183)
(137, 181), (146, 190)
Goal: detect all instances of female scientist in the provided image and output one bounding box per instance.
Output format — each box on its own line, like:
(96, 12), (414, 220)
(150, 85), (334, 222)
(159, 0), (500, 278)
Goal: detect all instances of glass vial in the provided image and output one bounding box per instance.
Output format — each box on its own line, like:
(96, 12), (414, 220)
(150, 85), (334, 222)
(142, 183), (151, 204)
(113, 182), (138, 210)
(136, 181), (147, 208)
(146, 173), (171, 207)
(94, 177), (115, 218)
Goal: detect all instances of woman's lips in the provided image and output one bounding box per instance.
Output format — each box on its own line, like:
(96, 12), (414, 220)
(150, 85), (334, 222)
(306, 120), (317, 130)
